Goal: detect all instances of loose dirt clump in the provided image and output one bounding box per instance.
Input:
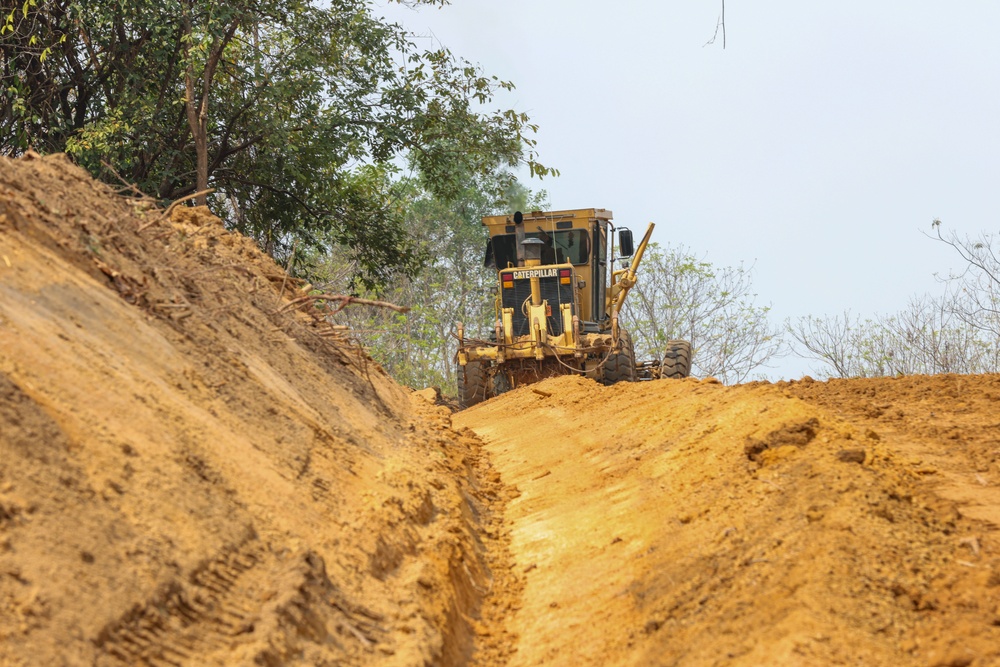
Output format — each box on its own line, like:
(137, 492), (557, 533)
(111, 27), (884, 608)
(743, 417), (819, 461)
(0, 153), (509, 666)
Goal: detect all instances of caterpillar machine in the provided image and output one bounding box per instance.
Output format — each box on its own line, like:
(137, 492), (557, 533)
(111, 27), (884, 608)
(456, 208), (693, 408)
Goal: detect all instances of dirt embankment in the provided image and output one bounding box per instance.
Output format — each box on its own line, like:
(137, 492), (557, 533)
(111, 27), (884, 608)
(3, 154), (1000, 667)
(0, 154), (511, 666)
(457, 374), (1000, 667)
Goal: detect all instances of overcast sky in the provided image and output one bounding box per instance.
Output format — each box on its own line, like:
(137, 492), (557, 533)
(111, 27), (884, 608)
(377, 1), (1000, 379)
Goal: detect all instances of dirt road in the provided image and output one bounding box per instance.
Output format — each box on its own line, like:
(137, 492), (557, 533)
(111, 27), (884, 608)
(3, 154), (1000, 666)
(457, 375), (1000, 666)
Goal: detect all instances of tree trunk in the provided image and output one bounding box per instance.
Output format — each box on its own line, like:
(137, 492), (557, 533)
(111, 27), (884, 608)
(182, 8), (240, 207)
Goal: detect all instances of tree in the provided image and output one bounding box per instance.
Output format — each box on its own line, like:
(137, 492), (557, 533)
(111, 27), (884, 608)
(930, 219), (1000, 340)
(179, 0), (243, 206)
(1, 0), (555, 287)
(622, 243), (782, 384)
(787, 311), (857, 378)
(787, 295), (1000, 378)
(787, 220), (1000, 379)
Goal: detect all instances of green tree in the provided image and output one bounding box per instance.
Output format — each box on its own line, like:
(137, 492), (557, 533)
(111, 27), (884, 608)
(622, 243), (782, 384)
(1, 0), (554, 287)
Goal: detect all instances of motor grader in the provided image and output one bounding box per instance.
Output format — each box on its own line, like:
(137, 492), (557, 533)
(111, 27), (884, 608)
(456, 208), (692, 407)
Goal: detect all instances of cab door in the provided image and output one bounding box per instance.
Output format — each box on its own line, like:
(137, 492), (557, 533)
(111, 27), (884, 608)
(591, 222), (607, 324)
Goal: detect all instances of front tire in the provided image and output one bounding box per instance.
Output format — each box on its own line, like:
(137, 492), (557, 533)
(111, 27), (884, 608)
(661, 340), (693, 379)
(602, 329), (636, 385)
(459, 361), (489, 408)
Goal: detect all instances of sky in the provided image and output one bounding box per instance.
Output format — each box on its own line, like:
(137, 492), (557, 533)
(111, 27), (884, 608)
(376, 1), (1000, 378)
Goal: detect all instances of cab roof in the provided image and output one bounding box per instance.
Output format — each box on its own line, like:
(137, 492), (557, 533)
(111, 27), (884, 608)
(482, 208), (613, 228)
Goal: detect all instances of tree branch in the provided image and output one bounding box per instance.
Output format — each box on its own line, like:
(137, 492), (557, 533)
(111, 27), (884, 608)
(279, 294), (411, 314)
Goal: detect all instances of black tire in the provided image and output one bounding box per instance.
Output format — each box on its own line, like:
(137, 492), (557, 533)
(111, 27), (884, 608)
(459, 361), (489, 408)
(661, 340), (693, 379)
(493, 371), (512, 397)
(602, 329), (636, 385)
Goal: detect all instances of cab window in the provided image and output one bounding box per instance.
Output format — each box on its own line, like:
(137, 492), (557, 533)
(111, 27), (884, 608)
(489, 229), (591, 268)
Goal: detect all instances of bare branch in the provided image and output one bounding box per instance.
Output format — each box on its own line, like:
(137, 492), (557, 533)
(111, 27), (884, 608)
(279, 294), (411, 315)
(137, 189), (216, 232)
(705, 0), (727, 49)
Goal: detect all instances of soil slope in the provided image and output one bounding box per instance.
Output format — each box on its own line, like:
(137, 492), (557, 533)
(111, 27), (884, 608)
(0, 154), (508, 666)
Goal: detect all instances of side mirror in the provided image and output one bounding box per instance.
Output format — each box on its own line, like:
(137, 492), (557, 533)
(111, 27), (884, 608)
(618, 229), (635, 258)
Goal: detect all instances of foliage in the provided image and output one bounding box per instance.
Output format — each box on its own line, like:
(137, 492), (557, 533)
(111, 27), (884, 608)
(622, 243), (783, 384)
(0, 0), (555, 287)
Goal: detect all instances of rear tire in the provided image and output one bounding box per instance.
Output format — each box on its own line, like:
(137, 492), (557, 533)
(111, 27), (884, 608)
(602, 329), (636, 385)
(661, 340), (693, 379)
(459, 361), (489, 408)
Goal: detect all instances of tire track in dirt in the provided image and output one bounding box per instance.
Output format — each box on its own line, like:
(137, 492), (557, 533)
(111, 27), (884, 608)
(94, 528), (388, 667)
(95, 531), (267, 666)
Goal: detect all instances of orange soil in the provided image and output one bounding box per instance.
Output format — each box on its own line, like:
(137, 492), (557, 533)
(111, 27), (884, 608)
(0, 154), (507, 666)
(3, 154), (1000, 666)
(458, 375), (1000, 667)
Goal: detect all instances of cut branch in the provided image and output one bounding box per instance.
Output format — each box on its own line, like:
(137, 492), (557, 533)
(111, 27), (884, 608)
(280, 294), (411, 315)
(137, 188), (216, 231)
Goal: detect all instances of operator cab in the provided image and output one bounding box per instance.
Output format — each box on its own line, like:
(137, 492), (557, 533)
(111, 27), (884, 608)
(481, 208), (615, 326)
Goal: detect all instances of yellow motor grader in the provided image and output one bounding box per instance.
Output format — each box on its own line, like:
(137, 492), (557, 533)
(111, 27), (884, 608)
(456, 208), (692, 407)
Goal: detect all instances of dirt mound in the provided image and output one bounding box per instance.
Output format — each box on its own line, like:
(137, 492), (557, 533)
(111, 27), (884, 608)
(0, 154), (509, 666)
(457, 374), (1000, 666)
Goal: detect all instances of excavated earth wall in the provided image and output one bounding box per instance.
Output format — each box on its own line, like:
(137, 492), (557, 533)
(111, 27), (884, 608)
(3, 154), (1000, 667)
(0, 154), (511, 666)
